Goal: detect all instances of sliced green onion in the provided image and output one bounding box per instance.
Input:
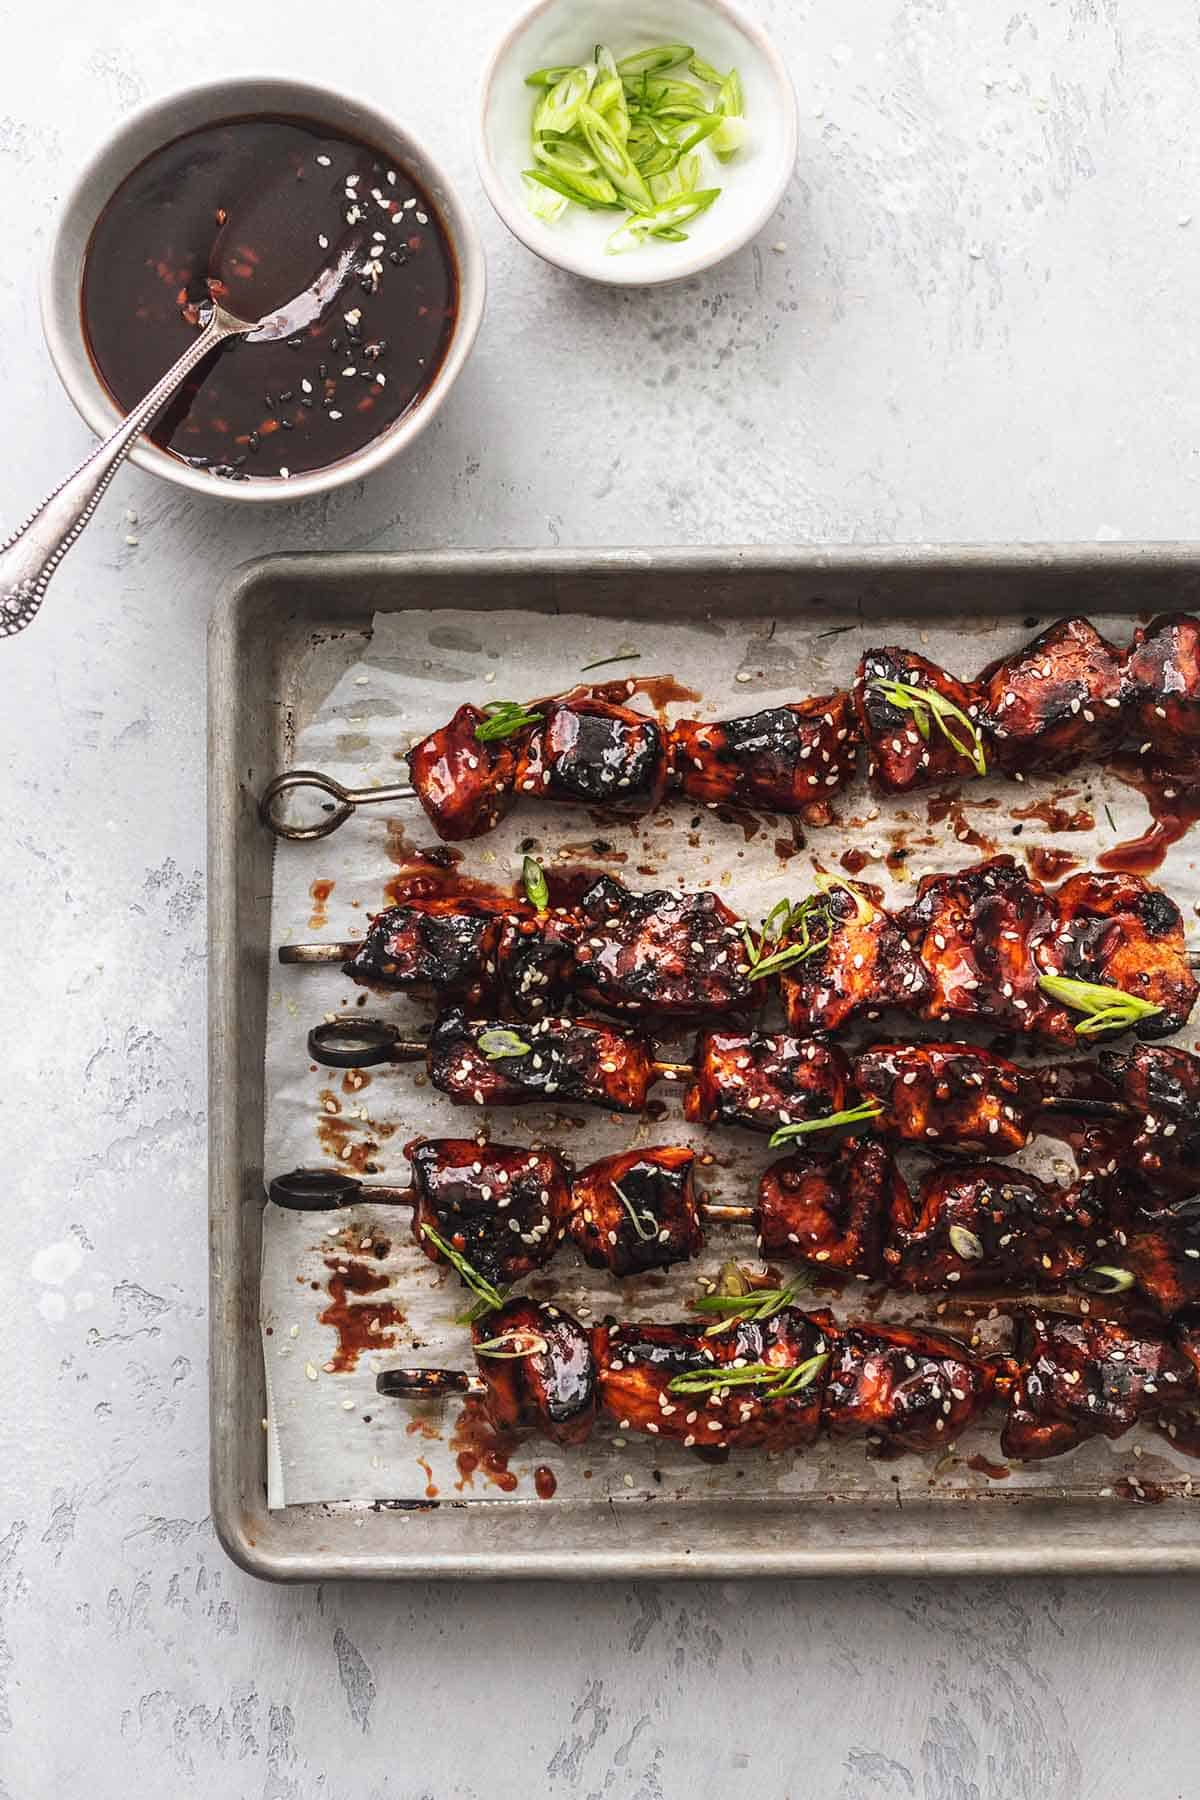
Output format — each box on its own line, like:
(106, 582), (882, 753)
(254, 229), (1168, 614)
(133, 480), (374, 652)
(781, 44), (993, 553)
(420, 1223), (507, 1315)
(668, 1352), (829, 1397)
(525, 64), (580, 88)
(536, 64), (597, 135)
(693, 1279), (811, 1335)
(617, 44), (694, 77)
(650, 154), (702, 203)
(474, 1330), (549, 1359)
(1076, 1264), (1137, 1295)
(477, 1027), (532, 1061)
(474, 699), (545, 742)
(868, 677), (988, 776)
(614, 1180), (658, 1242)
(1036, 974), (1164, 1036)
(741, 894), (832, 981)
(521, 174), (568, 223)
(579, 103), (653, 206)
(767, 1102), (884, 1149)
(712, 113), (748, 157)
(948, 1225), (984, 1261)
(688, 54), (726, 85)
(534, 138), (600, 175)
(719, 68), (744, 116)
(579, 649), (641, 671)
(605, 189), (720, 253)
(522, 855), (549, 910)
(521, 165), (620, 211)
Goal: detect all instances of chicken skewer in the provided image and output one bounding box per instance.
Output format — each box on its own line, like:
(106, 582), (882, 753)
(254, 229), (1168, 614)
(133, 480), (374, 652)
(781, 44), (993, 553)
(279, 858), (1200, 1043)
(371, 1296), (1200, 1464)
(260, 612), (1200, 842)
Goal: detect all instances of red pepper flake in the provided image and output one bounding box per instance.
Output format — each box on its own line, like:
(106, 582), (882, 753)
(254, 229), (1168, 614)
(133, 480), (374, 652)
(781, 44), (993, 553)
(258, 418), (280, 435)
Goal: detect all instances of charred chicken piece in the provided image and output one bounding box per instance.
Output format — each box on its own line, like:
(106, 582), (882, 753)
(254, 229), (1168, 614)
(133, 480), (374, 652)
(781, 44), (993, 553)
(854, 647), (987, 793)
(780, 881), (930, 1034)
(670, 693), (859, 819)
(473, 1299), (597, 1446)
(1000, 1309), (1198, 1460)
(978, 616), (1125, 775)
(886, 1164), (1094, 1294)
(568, 1145), (703, 1277)
(516, 698), (669, 812)
(823, 1320), (994, 1451)
(853, 1042), (1042, 1155)
(901, 856), (1072, 1043)
(407, 704), (521, 840)
(1041, 870), (1198, 1040)
(407, 1137), (572, 1289)
(569, 875), (752, 1019)
(756, 1140), (898, 1278)
(427, 1009), (656, 1113)
(1097, 1043), (1200, 1205)
(493, 910), (579, 1018)
(342, 896), (512, 1001)
(685, 1029), (850, 1135)
(595, 1307), (835, 1451)
(1116, 1220), (1200, 1318)
(1123, 613), (1200, 761)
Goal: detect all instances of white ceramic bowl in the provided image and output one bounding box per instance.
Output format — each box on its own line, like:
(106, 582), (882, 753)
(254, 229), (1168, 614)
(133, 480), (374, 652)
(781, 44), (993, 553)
(42, 77), (486, 504)
(476, 0), (797, 286)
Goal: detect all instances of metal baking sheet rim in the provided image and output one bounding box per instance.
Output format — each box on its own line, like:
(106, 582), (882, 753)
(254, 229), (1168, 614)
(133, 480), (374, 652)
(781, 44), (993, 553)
(208, 541), (1200, 1582)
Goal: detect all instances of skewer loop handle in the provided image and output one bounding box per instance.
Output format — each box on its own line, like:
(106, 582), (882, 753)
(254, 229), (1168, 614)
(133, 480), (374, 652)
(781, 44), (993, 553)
(260, 768), (415, 841)
(307, 1017), (424, 1068)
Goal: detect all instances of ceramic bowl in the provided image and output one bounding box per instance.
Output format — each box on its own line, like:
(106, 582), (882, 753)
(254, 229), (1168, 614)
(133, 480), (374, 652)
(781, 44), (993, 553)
(476, 0), (797, 286)
(42, 77), (486, 503)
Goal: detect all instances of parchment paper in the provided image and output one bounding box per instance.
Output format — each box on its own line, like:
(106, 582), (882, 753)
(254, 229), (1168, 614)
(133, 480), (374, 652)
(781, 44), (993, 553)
(261, 605), (1200, 1508)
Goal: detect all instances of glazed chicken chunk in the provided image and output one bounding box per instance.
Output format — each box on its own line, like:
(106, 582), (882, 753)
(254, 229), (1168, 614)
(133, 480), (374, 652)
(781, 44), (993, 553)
(823, 1321), (994, 1451)
(779, 880), (930, 1034)
(407, 703), (521, 840)
(427, 1009), (656, 1113)
(1040, 870), (1198, 1040)
(516, 697), (669, 811)
(885, 1164), (1093, 1294)
(685, 1030), (850, 1135)
(671, 692), (858, 818)
(493, 908), (579, 1019)
(979, 616), (1125, 774)
(853, 1042), (1042, 1155)
(473, 1299), (597, 1446)
(342, 896), (509, 1001)
(756, 1140), (897, 1278)
(569, 875), (752, 1019)
(568, 1146), (703, 1277)
(854, 647), (987, 793)
(1123, 613), (1200, 762)
(1000, 1310), (1199, 1460)
(595, 1308), (835, 1451)
(406, 1137), (573, 1289)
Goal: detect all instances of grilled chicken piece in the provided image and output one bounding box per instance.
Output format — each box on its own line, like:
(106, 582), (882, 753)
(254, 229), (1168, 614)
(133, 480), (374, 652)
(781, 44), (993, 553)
(568, 1146), (703, 1276)
(569, 875), (752, 1019)
(901, 856), (1072, 1043)
(1041, 870), (1198, 1040)
(756, 1141), (898, 1278)
(516, 698), (669, 811)
(978, 616), (1125, 774)
(407, 1137), (572, 1288)
(427, 1009), (656, 1113)
(493, 910), (579, 1018)
(823, 1320), (994, 1450)
(595, 1307), (835, 1451)
(780, 880), (930, 1033)
(1097, 1044), (1200, 1204)
(886, 1164), (1094, 1294)
(408, 703), (521, 840)
(1000, 1310), (1198, 1460)
(343, 896), (512, 1001)
(853, 1042), (1042, 1155)
(685, 1030), (850, 1135)
(473, 1299), (597, 1446)
(1116, 1219), (1200, 1318)
(1123, 613), (1200, 761)
(854, 647), (986, 793)
(671, 693), (858, 818)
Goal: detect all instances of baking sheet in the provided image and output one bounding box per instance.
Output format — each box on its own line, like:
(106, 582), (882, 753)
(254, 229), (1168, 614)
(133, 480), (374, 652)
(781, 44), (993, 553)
(261, 603), (1200, 1510)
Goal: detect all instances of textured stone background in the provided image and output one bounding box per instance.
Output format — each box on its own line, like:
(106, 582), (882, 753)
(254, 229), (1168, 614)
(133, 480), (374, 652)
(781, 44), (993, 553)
(4, 1), (1200, 1794)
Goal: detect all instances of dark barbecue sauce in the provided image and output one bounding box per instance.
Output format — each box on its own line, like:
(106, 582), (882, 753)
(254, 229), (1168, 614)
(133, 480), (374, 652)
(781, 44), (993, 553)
(82, 115), (458, 481)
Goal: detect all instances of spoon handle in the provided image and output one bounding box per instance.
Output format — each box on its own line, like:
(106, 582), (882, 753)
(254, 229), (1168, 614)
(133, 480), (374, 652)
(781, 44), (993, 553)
(0, 309), (240, 639)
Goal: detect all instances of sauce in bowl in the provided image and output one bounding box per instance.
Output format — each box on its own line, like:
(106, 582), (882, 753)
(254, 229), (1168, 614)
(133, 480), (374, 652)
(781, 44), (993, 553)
(82, 115), (458, 481)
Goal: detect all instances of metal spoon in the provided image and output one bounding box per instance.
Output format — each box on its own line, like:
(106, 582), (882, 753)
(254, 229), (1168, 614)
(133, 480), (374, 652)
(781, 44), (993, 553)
(0, 234), (365, 639)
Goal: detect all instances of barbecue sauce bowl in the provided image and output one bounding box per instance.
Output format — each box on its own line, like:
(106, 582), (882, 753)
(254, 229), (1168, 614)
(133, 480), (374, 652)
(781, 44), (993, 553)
(42, 79), (485, 502)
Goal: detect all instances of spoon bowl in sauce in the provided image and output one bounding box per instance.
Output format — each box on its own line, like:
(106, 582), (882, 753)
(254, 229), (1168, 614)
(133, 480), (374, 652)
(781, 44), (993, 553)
(41, 76), (485, 502)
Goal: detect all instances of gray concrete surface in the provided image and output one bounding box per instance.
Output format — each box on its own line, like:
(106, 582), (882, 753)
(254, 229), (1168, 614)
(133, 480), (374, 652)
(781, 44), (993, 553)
(3, 1), (1199, 1794)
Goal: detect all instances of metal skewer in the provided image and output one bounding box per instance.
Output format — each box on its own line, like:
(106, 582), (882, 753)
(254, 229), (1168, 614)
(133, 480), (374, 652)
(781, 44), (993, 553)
(260, 770), (416, 843)
(376, 1368), (485, 1399)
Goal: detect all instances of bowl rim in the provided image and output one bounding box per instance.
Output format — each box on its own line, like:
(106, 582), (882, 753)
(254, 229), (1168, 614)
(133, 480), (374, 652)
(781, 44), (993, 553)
(473, 0), (798, 287)
(41, 74), (487, 504)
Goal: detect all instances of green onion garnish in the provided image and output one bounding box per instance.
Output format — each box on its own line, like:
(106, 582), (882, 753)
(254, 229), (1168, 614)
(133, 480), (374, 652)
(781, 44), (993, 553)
(522, 43), (747, 250)
(579, 650), (642, 672)
(868, 677), (988, 776)
(420, 1224), (507, 1316)
(1076, 1265), (1137, 1295)
(692, 1278), (811, 1336)
(767, 1102), (884, 1150)
(474, 1330), (549, 1359)
(1036, 975), (1163, 1036)
(741, 894), (833, 982)
(667, 1352), (829, 1398)
(614, 1180), (659, 1242)
(477, 1027), (532, 1061)
(474, 700), (544, 742)
(522, 855), (549, 910)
